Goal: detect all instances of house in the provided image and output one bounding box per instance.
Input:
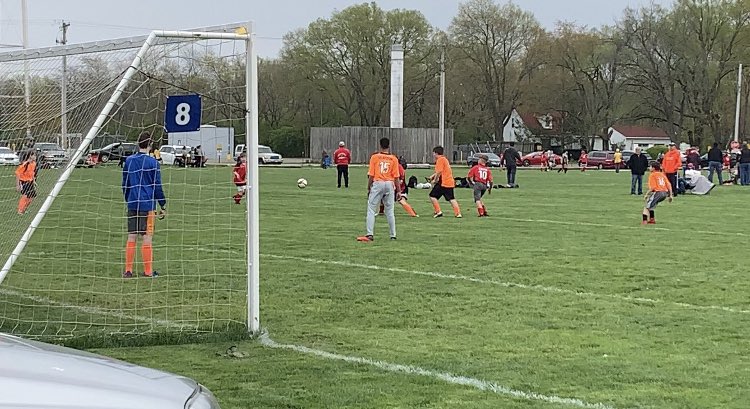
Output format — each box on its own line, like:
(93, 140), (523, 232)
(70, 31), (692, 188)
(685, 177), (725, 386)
(502, 109), (563, 142)
(606, 126), (671, 150)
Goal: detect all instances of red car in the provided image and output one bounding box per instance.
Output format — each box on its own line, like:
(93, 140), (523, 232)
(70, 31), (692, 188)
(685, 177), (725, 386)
(518, 151), (562, 167)
(586, 150), (616, 169)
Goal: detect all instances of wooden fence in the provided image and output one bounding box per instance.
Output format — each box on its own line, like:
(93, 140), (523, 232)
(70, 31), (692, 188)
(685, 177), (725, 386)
(310, 127), (454, 164)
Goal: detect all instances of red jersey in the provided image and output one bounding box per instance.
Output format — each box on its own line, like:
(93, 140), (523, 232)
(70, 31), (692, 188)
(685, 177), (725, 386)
(723, 154), (730, 167)
(233, 162), (247, 185)
(333, 147), (351, 166)
(580, 153), (588, 163)
(397, 163), (407, 191)
(467, 164), (492, 185)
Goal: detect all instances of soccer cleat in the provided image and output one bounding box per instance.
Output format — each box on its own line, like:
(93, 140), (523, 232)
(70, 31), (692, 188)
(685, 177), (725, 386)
(412, 214), (419, 218)
(390, 237), (397, 240)
(122, 271), (133, 278)
(356, 235), (374, 242)
(641, 220), (648, 225)
(142, 271), (159, 278)
(455, 214), (463, 218)
(433, 212), (444, 218)
(648, 219), (656, 224)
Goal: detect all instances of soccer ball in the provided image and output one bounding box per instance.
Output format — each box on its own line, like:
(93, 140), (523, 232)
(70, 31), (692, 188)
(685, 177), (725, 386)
(297, 178), (308, 189)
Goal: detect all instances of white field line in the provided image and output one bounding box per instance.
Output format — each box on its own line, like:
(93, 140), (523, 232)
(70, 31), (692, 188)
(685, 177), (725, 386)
(263, 254), (750, 315)
(0, 287), (196, 330)
(495, 215), (750, 237)
(259, 333), (615, 409)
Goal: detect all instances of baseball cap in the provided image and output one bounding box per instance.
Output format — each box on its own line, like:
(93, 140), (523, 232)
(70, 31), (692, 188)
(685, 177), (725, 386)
(339, 141), (345, 146)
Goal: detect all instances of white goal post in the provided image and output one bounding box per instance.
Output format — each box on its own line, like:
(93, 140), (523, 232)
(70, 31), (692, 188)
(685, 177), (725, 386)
(0, 23), (260, 336)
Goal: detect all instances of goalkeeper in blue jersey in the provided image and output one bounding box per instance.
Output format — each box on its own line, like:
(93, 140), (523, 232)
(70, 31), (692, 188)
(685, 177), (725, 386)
(122, 131), (166, 278)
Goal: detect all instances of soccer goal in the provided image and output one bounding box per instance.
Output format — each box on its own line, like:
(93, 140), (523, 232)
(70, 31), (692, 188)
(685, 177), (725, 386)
(0, 23), (260, 344)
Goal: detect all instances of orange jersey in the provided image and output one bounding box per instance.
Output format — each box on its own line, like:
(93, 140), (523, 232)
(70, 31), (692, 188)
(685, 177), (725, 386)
(15, 161), (36, 182)
(435, 155), (455, 188)
(368, 152), (400, 182)
(648, 171), (671, 192)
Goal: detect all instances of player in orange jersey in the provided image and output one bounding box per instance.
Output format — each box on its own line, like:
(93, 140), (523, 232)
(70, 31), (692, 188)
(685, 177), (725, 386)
(357, 138), (400, 242)
(428, 146), (462, 218)
(642, 162), (673, 225)
(15, 150), (37, 215)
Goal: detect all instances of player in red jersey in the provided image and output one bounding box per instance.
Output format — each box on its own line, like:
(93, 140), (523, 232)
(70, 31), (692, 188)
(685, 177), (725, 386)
(540, 151), (548, 172)
(467, 154), (493, 217)
(379, 157), (418, 217)
(579, 150), (588, 172)
(232, 152), (247, 204)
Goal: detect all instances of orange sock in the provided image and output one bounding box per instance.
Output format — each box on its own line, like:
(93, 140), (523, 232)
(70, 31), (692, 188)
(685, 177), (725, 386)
(432, 201), (441, 214)
(401, 201), (417, 217)
(125, 241), (136, 273)
(17, 197), (25, 213)
(141, 244), (153, 276)
(452, 202), (461, 216)
(23, 197), (32, 213)
(477, 206), (483, 216)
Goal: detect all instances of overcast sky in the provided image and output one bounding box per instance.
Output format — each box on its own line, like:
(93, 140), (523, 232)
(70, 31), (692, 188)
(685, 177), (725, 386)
(0, 0), (673, 58)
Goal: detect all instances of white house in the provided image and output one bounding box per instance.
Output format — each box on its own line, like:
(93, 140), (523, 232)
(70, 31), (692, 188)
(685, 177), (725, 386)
(607, 126), (671, 150)
(502, 108), (560, 142)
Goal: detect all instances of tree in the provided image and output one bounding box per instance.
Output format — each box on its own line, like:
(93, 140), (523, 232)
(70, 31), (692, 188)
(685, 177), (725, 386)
(449, 0), (545, 141)
(281, 2), (436, 127)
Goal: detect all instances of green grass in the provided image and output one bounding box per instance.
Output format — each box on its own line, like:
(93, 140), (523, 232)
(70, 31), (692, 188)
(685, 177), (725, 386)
(4, 164), (750, 408)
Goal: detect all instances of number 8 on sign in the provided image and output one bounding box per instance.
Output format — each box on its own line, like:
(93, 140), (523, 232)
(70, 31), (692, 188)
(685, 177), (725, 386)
(175, 102), (191, 126)
(164, 94), (201, 133)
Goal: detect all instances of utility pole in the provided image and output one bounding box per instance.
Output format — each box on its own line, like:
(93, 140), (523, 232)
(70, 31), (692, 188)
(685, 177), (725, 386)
(22, 0), (30, 138)
(439, 49), (445, 148)
(57, 20), (70, 149)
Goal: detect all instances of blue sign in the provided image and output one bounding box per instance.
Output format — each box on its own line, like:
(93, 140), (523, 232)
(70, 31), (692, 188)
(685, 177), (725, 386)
(164, 94), (202, 133)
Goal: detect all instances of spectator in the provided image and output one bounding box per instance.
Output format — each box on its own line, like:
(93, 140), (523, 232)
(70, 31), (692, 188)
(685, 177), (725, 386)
(627, 146), (649, 195)
(321, 150), (330, 169)
(707, 142), (723, 184)
(740, 142), (750, 186)
(662, 143), (682, 195)
(501, 142), (521, 186)
(193, 145), (205, 167)
(614, 149), (622, 173)
(333, 141), (351, 188)
(686, 147), (700, 171)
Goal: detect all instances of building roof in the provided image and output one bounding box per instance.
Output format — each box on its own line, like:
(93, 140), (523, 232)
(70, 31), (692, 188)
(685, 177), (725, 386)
(612, 126), (670, 139)
(519, 111), (563, 134)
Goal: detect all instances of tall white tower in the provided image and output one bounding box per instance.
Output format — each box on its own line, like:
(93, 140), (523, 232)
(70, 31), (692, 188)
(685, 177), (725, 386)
(390, 44), (404, 128)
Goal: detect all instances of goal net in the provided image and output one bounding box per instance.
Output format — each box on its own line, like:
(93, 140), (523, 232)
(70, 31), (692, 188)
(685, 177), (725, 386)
(0, 24), (257, 345)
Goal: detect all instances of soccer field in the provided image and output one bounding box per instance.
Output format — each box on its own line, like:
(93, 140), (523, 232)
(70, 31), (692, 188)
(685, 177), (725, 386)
(4, 165), (750, 408)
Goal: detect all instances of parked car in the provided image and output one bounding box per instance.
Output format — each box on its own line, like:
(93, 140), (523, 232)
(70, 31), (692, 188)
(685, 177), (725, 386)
(0, 147), (19, 166)
(466, 152), (502, 167)
(89, 142), (139, 163)
(235, 144), (283, 164)
(587, 150), (617, 169)
(518, 151), (562, 167)
(0, 332), (221, 408)
(34, 142), (67, 167)
(160, 145), (193, 166)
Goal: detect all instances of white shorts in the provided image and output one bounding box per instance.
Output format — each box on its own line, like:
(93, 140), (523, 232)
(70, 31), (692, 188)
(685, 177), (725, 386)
(236, 185), (247, 192)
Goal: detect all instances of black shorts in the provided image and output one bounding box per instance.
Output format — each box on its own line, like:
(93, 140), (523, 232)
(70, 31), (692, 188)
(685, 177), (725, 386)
(19, 181), (36, 198)
(127, 210), (155, 235)
(429, 184), (455, 201)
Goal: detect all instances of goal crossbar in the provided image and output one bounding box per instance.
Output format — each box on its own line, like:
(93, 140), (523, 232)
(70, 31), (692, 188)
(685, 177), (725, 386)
(0, 24), (261, 334)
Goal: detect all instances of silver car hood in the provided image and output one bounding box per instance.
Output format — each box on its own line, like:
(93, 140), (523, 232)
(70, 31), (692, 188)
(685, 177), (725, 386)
(0, 333), (196, 409)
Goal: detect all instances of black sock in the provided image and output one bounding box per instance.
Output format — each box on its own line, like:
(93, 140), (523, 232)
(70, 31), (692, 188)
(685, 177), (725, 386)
(649, 210), (655, 219)
(642, 214), (648, 221)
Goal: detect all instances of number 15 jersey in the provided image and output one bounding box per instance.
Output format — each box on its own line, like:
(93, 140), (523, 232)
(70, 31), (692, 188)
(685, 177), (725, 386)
(368, 153), (400, 182)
